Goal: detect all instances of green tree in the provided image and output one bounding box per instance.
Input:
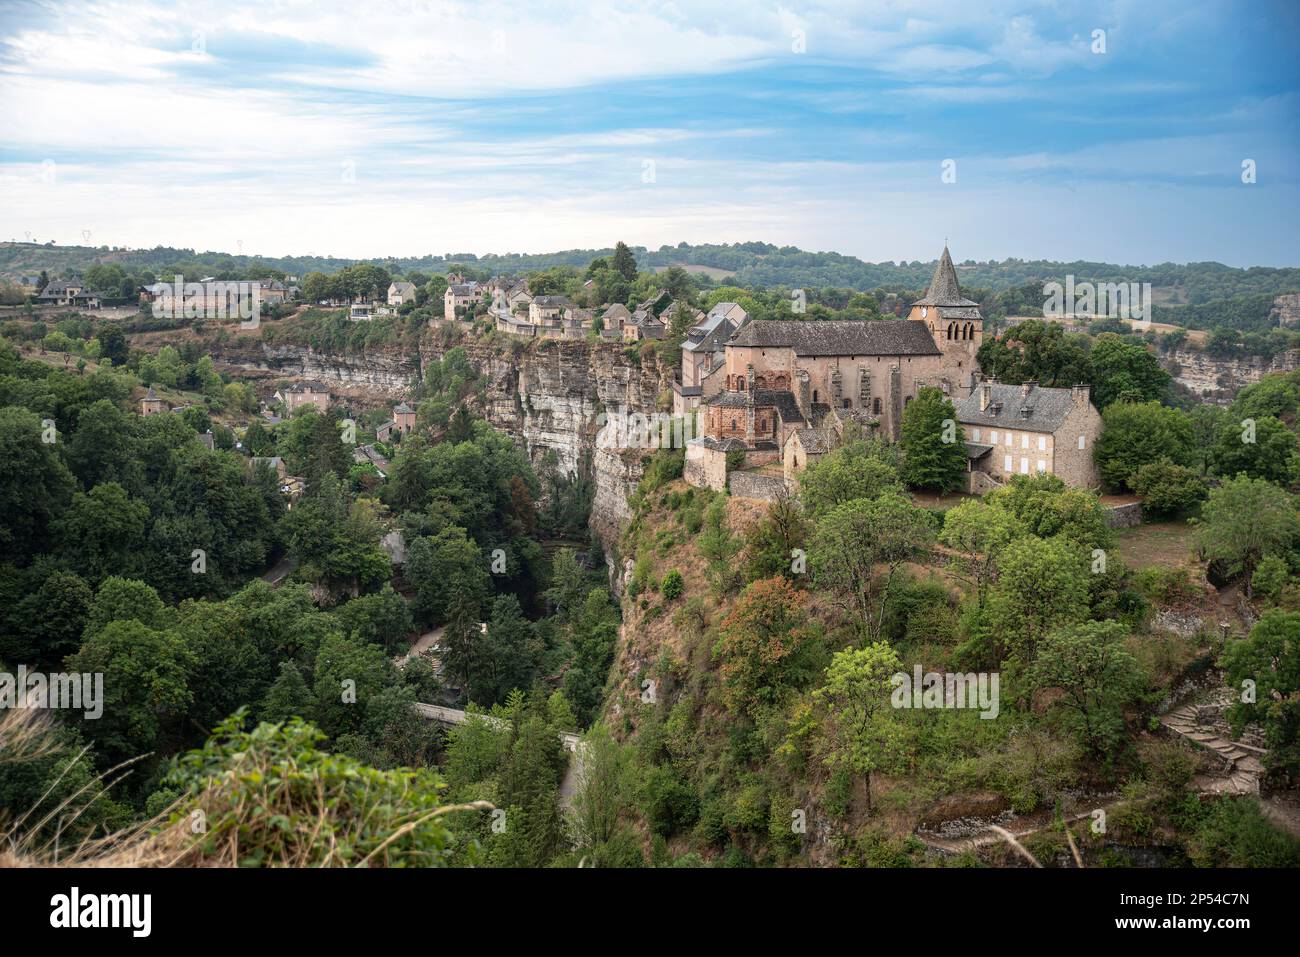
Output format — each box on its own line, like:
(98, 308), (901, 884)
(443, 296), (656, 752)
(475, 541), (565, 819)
(611, 241), (638, 282)
(809, 493), (934, 638)
(1130, 458), (1209, 517)
(937, 499), (1021, 606)
(1093, 400), (1196, 491)
(899, 387), (968, 493)
(978, 535), (1091, 667)
(797, 437), (903, 518)
(66, 618), (195, 767)
(1197, 475), (1300, 593)
(405, 525), (490, 625)
(1029, 621), (1146, 757)
(0, 407), (75, 563)
(813, 642), (908, 813)
(1210, 415), (1300, 486)
(1222, 611), (1300, 778)
(260, 661), (313, 724)
(1089, 333), (1171, 407)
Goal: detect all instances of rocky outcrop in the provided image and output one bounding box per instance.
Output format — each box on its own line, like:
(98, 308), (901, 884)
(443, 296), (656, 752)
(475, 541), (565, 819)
(418, 333), (674, 555)
(214, 340), (419, 396)
(1164, 348), (1300, 404)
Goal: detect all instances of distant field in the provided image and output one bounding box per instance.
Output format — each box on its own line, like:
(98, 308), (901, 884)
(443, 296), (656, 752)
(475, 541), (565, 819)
(652, 262), (734, 280)
(1004, 313), (1209, 345)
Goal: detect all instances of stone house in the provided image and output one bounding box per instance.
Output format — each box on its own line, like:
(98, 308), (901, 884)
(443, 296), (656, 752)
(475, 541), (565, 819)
(282, 380), (331, 412)
(954, 380), (1102, 489)
(387, 281), (416, 306)
(140, 387), (167, 416)
(444, 282), (483, 321)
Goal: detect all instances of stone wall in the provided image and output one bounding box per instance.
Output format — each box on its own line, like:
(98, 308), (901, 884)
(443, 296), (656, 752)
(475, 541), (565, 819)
(728, 470), (789, 501)
(968, 470), (1003, 495)
(1103, 501), (1143, 528)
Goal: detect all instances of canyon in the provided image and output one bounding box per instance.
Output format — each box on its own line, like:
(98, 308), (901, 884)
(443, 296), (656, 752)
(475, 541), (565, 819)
(210, 329), (677, 565)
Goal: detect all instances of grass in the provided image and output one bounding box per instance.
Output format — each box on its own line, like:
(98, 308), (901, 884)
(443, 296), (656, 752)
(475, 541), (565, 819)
(1113, 520), (1197, 571)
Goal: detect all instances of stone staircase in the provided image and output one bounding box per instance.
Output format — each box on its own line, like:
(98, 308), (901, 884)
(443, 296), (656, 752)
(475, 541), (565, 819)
(1158, 692), (1266, 796)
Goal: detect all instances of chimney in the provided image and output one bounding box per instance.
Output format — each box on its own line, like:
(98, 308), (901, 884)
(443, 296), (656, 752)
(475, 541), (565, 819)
(1071, 383), (1090, 407)
(979, 380), (992, 412)
(1021, 380), (1036, 397)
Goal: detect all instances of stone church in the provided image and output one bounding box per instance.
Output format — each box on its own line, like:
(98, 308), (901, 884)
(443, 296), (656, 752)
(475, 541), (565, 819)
(685, 246), (984, 489)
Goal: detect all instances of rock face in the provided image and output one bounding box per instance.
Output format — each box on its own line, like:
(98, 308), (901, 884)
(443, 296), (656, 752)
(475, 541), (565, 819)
(1163, 348), (1300, 404)
(209, 330), (674, 560)
(215, 340), (419, 396)
(419, 334), (674, 555)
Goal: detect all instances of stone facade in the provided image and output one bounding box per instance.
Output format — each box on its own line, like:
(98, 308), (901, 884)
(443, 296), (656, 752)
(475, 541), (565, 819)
(686, 247), (982, 490)
(956, 380), (1102, 489)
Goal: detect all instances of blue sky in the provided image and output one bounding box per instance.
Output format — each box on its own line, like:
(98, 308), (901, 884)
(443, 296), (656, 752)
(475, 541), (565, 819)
(0, 0), (1297, 266)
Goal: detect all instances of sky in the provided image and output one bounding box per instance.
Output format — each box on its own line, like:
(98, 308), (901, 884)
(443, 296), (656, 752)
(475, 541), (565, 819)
(0, 0), (1297, 267)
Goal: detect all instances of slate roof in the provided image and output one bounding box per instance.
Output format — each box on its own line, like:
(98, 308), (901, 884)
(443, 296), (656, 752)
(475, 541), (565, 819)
(964, 442), (994, 459)
(143, 387), (160, 401)
(532, 295), (572, 308)
(913, 246), (980, 308)
(683, 313), (740, 353)
(954, 382), (1078, 432)
(725, 319), (940, 357)
(287, 380), (329, 393)
(447, 283), (479, 296)
(393, 402), (414, 414)
(390, 281), (416, 296)
(793, 428), (830, 454)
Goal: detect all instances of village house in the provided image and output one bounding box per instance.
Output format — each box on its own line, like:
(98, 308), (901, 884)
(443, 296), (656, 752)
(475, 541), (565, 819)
(444, 281), (484, 321)
(674, 302), (749, 413)
(40, 279), (101, 308)
(375, 401), (417, 442)
(954, 379), (1102, 490)
(257, 279), (288, 305)
(684, 246), (983, 491)
(387, 281), (416, 306)
(280, 380), (331, 412)
(599, 303), (632, 339)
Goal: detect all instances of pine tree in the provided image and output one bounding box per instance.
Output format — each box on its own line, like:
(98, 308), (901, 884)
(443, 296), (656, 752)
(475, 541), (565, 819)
(611, 241), (638, 282)
(260, 661), (313, 723)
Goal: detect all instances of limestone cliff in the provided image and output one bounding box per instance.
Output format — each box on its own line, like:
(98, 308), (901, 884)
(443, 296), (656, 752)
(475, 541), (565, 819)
(1163, 347), (1300, 404)
(210, 331), (676, 559)
(418, 334), (676, 555)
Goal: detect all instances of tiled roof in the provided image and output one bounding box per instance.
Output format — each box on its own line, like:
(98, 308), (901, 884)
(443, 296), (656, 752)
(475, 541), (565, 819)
(912, 246), (980, 308)
(794, 428), (830, 454)
(725, 319), (939, 357)
(954, 382), (1079, 432)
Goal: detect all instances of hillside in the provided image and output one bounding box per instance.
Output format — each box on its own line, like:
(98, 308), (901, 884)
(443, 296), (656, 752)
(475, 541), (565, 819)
(5, 241), (1299, 305)
(597, 453), (1300, 867)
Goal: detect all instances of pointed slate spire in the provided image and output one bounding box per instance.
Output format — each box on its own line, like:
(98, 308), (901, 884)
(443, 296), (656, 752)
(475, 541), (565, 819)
(913, 246), (977, 307)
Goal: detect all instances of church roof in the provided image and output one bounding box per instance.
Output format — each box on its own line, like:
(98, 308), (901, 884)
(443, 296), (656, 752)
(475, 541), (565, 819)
(725, 319), (939, 357)
(913, 246), (980, 308)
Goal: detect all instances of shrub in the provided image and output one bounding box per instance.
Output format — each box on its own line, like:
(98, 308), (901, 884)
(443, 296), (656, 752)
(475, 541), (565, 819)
(160, 712), (478, 867)
(1130, 459), (1208, 516)
(661, 569), (684, 600)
